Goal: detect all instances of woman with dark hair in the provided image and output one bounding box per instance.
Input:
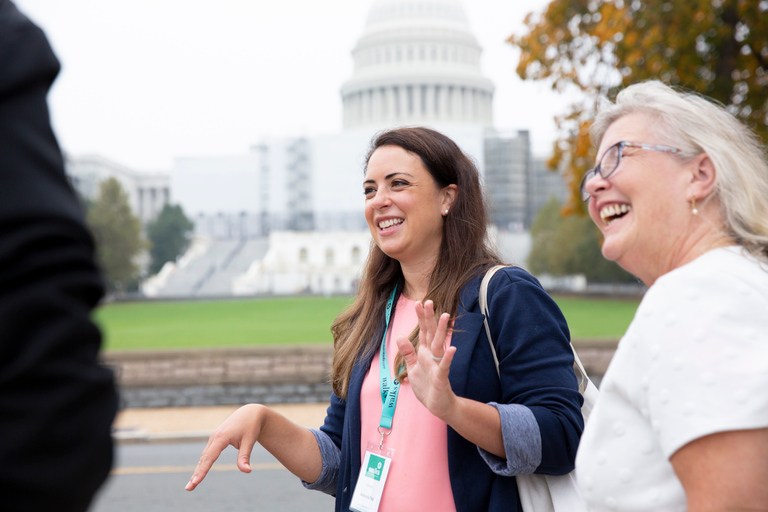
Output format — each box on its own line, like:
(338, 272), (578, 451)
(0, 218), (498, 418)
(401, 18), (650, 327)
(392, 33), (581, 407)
(186, 127), (583, 512)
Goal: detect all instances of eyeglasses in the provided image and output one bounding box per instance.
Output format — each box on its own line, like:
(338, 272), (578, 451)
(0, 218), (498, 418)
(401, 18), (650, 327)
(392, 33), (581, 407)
(580, 141), (681, 202)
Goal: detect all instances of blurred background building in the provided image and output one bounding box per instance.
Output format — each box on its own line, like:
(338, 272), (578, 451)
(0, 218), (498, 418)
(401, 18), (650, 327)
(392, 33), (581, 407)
(64, 0), (567, 296)
(65, 154), (170, 224)
(171, 0), (566, 238)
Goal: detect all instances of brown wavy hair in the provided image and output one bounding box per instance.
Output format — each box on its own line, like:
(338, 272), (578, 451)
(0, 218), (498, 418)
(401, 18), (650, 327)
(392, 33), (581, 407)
(330, 127), (501, 399)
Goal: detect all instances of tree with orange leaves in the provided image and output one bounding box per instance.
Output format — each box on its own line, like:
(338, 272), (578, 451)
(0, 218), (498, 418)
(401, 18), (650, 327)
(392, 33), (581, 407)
(510, 0), (768, 214)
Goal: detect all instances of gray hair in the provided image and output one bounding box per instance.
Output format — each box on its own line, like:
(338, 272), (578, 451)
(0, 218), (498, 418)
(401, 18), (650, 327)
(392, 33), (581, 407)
(591, 80), (768, 261)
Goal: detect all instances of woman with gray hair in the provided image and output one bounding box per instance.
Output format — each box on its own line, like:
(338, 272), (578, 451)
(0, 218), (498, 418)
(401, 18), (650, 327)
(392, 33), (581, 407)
(575, 80), (768, 511)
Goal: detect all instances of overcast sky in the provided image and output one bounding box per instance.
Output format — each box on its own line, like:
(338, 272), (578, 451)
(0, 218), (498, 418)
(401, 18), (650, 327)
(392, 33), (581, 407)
(14, 0), (566, 171)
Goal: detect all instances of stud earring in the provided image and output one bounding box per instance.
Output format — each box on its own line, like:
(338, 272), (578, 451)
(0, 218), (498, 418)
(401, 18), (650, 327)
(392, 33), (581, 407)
(691, 196), (699, 215)
(444, 209), (449, 215)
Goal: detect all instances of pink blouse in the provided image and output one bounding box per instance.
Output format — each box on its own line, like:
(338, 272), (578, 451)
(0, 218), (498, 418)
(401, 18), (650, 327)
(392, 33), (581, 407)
(359, 295), (457, 511)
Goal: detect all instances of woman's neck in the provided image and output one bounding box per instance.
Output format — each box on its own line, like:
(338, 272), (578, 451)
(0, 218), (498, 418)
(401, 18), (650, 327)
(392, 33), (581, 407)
(646, 226), (736, 286)
(400, 256), (437, 301)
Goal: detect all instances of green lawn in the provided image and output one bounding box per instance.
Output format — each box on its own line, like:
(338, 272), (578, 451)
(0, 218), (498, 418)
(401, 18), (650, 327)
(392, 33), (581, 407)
(94, 297), (353, 351)
(95, 295), (639, 351)
(552, 295), (639, 339)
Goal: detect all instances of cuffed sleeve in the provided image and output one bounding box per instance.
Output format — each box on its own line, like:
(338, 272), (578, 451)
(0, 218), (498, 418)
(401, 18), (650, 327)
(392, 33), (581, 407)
(478, 402), (541, 476)
(301, 428), (341, 495)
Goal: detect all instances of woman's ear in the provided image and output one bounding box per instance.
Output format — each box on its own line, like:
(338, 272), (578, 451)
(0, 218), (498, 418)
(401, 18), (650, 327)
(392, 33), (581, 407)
(688, 154), (717, 199)
(441, 184), (458, 212)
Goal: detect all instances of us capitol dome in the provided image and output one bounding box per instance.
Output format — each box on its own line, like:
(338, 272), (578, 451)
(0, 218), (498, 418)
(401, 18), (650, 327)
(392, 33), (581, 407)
(151, 0), (567, 300)
(341, 0), (494, 129)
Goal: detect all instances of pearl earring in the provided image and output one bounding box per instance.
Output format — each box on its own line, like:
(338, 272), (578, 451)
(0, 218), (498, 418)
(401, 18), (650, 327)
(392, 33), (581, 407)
(691, 196), (698, 215)
(444, 209), (449, 215)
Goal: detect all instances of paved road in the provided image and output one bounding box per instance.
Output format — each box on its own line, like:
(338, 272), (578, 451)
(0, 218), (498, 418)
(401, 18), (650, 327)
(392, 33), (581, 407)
(91, 441), (335, 512)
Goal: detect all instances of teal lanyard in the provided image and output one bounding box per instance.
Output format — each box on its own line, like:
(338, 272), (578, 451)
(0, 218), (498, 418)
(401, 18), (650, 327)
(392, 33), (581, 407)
(379, 285), (400, 436)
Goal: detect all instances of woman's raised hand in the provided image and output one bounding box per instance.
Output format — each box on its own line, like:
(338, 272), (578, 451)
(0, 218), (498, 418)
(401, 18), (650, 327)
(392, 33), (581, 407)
(395, 300), (458, 420)
(185, 404), (267, 491)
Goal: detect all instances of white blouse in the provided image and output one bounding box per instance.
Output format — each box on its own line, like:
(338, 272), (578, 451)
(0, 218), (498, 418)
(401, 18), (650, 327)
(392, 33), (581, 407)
(576, 247), (768, 511)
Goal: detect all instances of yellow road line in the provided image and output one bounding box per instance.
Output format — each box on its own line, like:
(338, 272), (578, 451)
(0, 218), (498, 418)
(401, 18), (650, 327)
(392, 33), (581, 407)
(111, 463), (284, 476)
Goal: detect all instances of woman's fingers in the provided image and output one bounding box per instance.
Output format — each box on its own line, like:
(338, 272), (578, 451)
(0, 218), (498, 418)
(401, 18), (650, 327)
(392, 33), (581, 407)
(431, 313), (450, 357)
(415, 301), (428, 348)
(423, 301), (438, 344)
(236, 434), (257, 473)
(185, 435), (228, 491)
(395, 333), (418, 369)
(185, 405), (263, 491)
(413, 300), (451, 361)
(437, 345), (457, 373)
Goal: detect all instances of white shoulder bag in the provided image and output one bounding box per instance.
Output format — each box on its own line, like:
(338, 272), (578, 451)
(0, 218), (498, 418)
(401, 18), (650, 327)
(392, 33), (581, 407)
(479, 265), (598, 512)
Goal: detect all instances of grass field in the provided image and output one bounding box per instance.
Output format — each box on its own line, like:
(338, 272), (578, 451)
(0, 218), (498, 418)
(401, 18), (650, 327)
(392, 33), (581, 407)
(95, 295), (639, 351)
(551, 296), (639, 339)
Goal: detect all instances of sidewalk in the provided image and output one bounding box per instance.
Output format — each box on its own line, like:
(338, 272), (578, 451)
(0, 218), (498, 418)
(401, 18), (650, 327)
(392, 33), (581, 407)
(112, 402), (330, 444)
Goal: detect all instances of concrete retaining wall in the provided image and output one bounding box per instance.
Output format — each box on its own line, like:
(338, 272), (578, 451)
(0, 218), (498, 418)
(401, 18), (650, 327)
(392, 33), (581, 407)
(103, 340), (616, 408)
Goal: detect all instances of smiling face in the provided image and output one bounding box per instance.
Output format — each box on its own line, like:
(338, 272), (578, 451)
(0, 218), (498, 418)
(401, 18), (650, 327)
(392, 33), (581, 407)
(364, 145), (456, 269)
(585, 112), (696, 284)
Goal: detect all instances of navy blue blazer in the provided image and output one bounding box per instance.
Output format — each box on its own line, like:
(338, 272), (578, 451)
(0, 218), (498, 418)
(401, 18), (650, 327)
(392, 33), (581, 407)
(319, 266), (584, 512)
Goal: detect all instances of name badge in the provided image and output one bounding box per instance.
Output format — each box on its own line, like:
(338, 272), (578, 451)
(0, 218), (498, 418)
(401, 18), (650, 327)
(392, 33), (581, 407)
(350, 443), (394, 512)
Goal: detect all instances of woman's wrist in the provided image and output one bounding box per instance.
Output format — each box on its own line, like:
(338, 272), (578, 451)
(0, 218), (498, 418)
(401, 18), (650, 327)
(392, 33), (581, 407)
(436, 394), (465, 426)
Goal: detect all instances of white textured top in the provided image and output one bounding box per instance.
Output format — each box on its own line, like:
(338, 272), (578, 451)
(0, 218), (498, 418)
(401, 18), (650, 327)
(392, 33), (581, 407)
(576, 246), (768, 512)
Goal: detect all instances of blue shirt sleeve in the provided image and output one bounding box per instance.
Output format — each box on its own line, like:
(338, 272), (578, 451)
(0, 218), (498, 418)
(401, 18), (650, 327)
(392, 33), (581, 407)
(301, 391), (347, 494)
(478, 403), (542, 476)
(302, 429), (340, 495)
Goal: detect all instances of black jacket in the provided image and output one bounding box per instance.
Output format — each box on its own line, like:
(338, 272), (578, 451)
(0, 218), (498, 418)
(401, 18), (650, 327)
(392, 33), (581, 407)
(0, 2), (118, 510)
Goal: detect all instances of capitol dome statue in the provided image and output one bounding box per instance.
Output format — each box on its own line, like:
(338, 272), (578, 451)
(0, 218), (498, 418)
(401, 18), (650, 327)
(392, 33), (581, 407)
(341, 0), (494, 129)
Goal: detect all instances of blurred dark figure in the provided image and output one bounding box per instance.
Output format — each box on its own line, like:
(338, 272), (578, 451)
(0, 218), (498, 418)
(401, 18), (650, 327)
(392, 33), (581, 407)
(0, 1), (118, 510)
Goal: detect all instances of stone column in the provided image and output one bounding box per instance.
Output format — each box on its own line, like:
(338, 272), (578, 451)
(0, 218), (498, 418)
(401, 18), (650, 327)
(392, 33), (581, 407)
(149, 188), (157, 220)
(362, 90), (371, 124)
(444, 86), (453, 119)
(426, 84), (436, 122)
(358, 92), (365, 126)
(414, 84), (423, 122)
(372, 88), (382, 126)
(346, 95), (355, 127)
(453, 87), (462, 122)
(462, 87), (470, 122)
(395, 85), (404, 119)
(343, 95), (350, 127)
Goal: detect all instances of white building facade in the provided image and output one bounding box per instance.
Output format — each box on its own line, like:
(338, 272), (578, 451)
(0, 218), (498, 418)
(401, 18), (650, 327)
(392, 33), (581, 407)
(150, 0), (568, 296)
(171, 0), (501, 238)
(65, 154), (170, 224)
(341, 0), (494, 129)
(232, 231), (372, 296)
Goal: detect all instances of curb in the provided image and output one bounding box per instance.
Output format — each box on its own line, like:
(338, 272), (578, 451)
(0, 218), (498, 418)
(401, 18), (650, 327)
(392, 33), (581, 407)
(113, 428), (213, 445)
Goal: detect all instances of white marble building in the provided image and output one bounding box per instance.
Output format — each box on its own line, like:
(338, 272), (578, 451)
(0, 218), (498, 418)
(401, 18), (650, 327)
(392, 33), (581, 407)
(341, 0), (494, 129)
(147, 0), (566, 296)
(65, 154), (170, 224)
(171, 0), (500, 235)
(232, 231), (373, 296)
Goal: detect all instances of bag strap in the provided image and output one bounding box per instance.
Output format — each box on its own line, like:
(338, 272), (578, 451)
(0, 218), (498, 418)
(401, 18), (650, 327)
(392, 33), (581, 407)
(479, 265), (506, 377)
(479, 265), (592, 395)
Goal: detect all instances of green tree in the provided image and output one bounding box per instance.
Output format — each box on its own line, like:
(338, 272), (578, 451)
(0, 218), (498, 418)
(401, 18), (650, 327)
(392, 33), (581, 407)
(528, 197), (637, 283)
(87, 177), (144, 292)
(510, 0), (768, 214)
(146, 203), (194, 274)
